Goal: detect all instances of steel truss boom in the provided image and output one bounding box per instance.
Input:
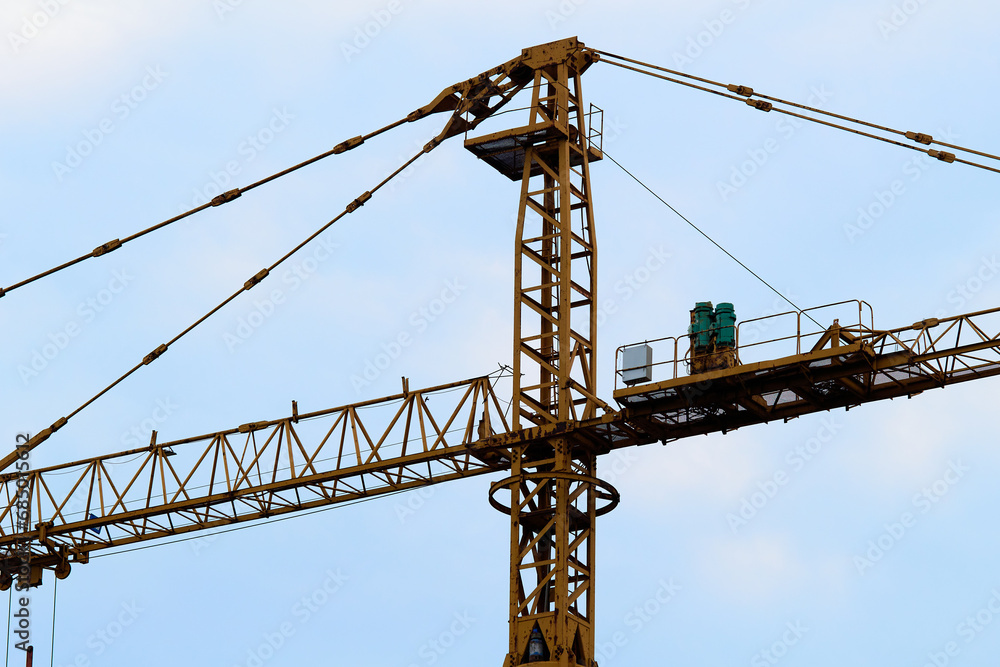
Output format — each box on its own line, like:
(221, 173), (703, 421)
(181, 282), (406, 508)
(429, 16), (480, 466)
(609, 304), (1000, 441)
(0, 376), (508, 579)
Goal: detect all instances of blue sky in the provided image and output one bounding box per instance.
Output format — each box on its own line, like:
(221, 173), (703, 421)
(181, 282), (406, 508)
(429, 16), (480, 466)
(3, 1), (1000, 665)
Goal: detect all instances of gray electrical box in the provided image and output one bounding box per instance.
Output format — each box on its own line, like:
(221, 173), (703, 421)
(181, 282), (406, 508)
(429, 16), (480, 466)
(621, 344), (653, 385)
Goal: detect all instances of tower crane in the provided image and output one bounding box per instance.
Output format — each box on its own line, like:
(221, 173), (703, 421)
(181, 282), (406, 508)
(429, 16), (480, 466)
(3, 37), (1000, 666)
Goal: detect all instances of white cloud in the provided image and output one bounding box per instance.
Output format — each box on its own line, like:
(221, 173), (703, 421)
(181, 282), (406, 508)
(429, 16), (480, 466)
(1, 2), (202, 117)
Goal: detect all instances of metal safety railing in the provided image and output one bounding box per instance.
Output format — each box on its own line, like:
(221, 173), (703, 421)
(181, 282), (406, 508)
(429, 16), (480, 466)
(614, 300), (875, 391)
(587, 103), (604, 153)
(735, 299), (874, 363)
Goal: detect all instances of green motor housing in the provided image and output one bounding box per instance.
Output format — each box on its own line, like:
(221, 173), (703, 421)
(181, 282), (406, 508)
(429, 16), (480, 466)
(714, 302), (736, 348)
(689, 301), (715, 350)
(688, 301), (738, 374)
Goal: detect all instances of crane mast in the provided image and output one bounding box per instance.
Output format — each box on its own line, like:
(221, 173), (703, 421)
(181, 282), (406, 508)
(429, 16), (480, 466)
(464, 39), (606, 666)
(3, 36), (1000, 667)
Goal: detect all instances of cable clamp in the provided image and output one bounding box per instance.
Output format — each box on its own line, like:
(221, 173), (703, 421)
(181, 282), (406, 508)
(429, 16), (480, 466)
(211, 188), (242, 206)
(92, 239), (122, 257)
(244, 268), (269, 290)
(423, 138), (440, 152)
(746, 99), (773, 112)
(905, 131), (933, 145)
(346, 191), (372, 213)
(238, 422), (266, 433)
(727, 84), (754, 97)
(333, 135), (365, 154)
(143, 343), (168, 365)
(929, 149), (955, 163)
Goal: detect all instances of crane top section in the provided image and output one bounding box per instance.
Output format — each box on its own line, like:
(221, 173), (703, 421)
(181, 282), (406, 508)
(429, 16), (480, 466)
(412, 37), (597, 145)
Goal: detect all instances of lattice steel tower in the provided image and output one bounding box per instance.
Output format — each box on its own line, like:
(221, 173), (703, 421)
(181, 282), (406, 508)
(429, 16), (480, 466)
(466, 38), (616, 666)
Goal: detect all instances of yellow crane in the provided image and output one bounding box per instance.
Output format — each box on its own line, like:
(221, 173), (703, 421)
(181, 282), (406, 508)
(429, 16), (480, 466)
(3, 37), (1000, 666)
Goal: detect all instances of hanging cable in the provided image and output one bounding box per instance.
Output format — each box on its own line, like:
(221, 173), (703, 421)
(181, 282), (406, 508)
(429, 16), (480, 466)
(593, 50), (1000, 175)
(49, 578), (56, 667)
(5, 587), (10, 667)
(3, 139), (441, 470)
(1, 56), (531, 301)
(0, 117), (409, 300)
(603, 151), (821, 328)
